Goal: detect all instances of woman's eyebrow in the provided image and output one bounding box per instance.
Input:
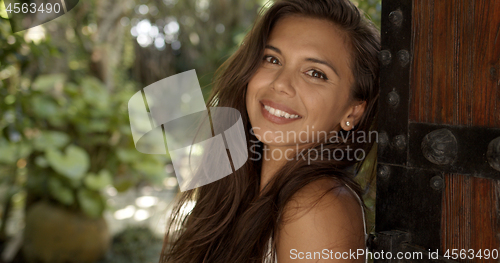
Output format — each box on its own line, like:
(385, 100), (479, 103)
(264, 44), (341, 79)
(265, 44), (282, 54)
(305, 58), (340, 79)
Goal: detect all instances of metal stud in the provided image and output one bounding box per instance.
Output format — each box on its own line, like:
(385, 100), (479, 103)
(487, 137), (500, 172)
(389, 10), (403, 27)
(378, 165), (391, 179)
(379, 132), (389, 147)
(430, 175), (444, 190)
(379, 50), (392, 66)
(387, 90), (400, 107)
(392, 135), (407, 151)
(397, 50), (410, 67)
(421, 129), (457, 165)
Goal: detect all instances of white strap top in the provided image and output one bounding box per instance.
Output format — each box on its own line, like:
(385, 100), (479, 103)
(345, 184), (369, 263)
(264, 184), (368, 262)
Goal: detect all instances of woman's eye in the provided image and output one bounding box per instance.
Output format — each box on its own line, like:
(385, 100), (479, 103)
(306, 69), (328, 80)
(264, 56), (281, 65)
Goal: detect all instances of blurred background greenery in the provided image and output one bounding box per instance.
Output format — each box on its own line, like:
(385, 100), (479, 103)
(0, 0), (380, 262)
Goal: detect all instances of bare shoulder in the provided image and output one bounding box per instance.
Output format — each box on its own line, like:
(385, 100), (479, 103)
(275, 178), (365, 262)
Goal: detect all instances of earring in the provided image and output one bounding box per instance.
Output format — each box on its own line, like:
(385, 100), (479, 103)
(346, 121), (350, 127)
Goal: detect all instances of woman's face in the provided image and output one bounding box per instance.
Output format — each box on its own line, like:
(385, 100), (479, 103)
(246, 15), (364, 147)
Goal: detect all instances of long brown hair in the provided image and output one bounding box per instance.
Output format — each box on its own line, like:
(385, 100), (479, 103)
(160, 0), (380, 262)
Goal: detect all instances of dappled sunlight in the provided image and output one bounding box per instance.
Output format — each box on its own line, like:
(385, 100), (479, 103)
(113, 205), (136, 220)
(135, 196), (158, 208)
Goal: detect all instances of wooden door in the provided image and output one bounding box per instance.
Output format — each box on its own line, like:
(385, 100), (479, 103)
(371, 0), (500, 262)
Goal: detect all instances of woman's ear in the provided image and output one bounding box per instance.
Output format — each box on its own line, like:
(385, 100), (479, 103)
(340, 100), (367, 131)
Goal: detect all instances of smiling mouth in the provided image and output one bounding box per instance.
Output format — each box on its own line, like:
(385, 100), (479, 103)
(263, 104), (300, 119)
(259, 100), (303, 124)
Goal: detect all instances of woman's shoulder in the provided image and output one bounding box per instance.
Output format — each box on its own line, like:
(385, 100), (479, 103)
(283, 178), (363, 218)
(275, 178), (365, 262)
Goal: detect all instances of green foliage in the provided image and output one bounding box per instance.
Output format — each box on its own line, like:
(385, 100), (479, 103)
(48, 177), (74, 205)
(0, 0), (7, 19)
(32, 131), (70, 151)
(0, 138), (31, 164)
(84, 170), (113, 191)
(46, 145), (89, 181)
(77, 188), (105, 219)
(353, 0), (382, 29)
(0, 71), (168, 218)
(0, 20), (167, 218)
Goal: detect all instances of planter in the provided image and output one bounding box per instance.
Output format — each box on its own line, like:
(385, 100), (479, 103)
(22, 201), (110, 263)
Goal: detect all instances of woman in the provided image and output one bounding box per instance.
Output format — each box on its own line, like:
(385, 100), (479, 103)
(160, 0), (380, 262)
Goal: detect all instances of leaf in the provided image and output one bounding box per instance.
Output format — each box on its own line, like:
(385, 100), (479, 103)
(84, 169), (112, 191)
(0, 139), (32, 164)
(34, 156), (49, 168)
(116, 149), (142, 163)
(133, 159), (164, 177)
(31, 74), (66, 92)
(31, 96), (59, 118)
(47, 115), (66, 127)
(68, 178), (82, 189)
(17, 143), (32, 158)
(0, 0), (7, 19)
(63, 83), (79, 96)
(0, 145), (17, 164)
(48, 177), (74, 205)
(81, 77), (109, 109)
(33, 130), (70, 151)
(45, 145), (89, 181)
(77, 189), (104, 218)
(87, 119), (109, 132)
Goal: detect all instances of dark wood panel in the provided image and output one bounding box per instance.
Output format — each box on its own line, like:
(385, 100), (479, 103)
(411, 0), (500, 127)
(411, 0), (500, 260)
(442, 174), (499, 262)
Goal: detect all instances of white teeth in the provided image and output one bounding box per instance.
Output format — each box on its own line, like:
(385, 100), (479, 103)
(263, 104), (300, 119)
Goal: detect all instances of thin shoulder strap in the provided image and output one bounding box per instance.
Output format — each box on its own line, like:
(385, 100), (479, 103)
(343, 184), (368, 241)
(344, 184), (368, 263)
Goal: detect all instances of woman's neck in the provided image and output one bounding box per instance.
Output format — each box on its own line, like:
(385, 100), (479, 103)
(260, 144), (296, 192)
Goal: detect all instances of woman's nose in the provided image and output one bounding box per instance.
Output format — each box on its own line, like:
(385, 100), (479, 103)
(270, 67), (296, 97)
